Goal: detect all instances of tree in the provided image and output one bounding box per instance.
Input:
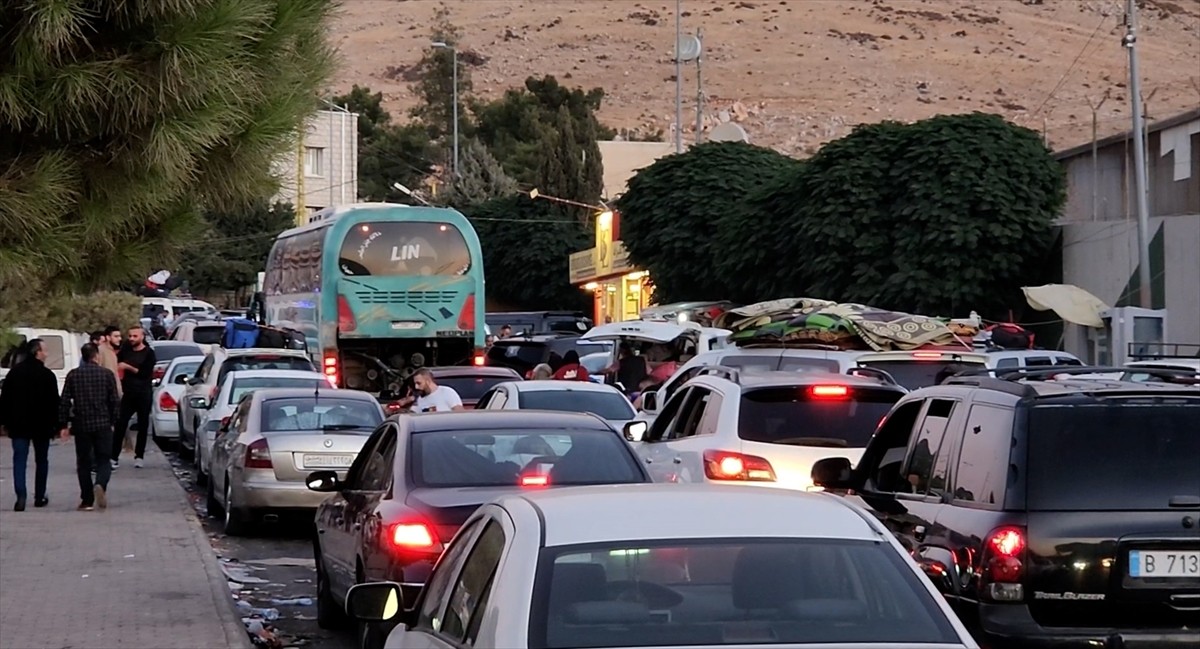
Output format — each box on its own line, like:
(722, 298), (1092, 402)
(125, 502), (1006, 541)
(409, 6), (474, 153)
(0, 0), (336, 319)
(440, 139), (518, 208)
(332, 85), (435, 201)
(615, 142), (802, 303)
(179, 202), (296, 295)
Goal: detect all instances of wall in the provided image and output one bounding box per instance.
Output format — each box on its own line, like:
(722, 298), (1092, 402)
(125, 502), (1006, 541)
(273, 109), (359, 214)
(597, 140), (677, 200)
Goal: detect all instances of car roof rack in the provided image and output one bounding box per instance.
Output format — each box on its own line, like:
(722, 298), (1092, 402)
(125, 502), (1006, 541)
(846, 366), (900, 387)
(945, 365), (1200, 393)
(1127, 342), (1200, 360)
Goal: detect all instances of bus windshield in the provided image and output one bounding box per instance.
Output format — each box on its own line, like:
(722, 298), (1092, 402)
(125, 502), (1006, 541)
(338, 221), (471, 277)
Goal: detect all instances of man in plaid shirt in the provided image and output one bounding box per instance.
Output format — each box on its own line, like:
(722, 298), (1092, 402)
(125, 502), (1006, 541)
(58, 343), (120, 510)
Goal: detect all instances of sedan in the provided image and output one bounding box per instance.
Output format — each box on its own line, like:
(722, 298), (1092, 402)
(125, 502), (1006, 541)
(306, 410), (652, 649)
(206, 387), (384, 535)
(149, 355), (205, 442)
(475, 381), (637, 429)
(346, 484), (980, 649)
(382, 366), (523, 414)
(149, 340), (206, 386)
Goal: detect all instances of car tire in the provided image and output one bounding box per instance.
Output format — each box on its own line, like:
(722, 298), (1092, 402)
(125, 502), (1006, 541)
(206, 479), (222, 517)
(315, 543), (349, 630)
(223, 479), (249, 536)
(193, 444), (207, 486)
(178, 412), (193, 458)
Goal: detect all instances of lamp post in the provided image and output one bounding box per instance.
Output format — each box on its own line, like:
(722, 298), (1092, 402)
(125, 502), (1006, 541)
(431, 41), (459, 178)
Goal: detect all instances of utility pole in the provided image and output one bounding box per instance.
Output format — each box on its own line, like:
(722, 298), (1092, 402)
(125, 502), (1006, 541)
(431, 42), (460, 177)
(1124, 0), (1153, 309)
(674, 0), (683, 153)
(695, 27), (704, 145)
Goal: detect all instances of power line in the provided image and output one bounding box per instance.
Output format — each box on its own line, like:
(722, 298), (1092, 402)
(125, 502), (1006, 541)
(1026, 13), (1112, 123)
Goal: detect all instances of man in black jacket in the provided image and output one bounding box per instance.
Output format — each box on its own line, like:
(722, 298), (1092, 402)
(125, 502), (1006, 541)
(113, 326), (157, 469)
(59, 343), (120, 510)
(0, 338), (61, 511)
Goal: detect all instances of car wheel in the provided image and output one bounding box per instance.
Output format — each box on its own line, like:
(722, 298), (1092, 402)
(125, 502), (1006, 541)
(178, 412), (193, 458)
(192, 444), (207, 486)
(223, 479), (249, 536)
(315, 543), (349, 630)
(206, 478), (222, 517)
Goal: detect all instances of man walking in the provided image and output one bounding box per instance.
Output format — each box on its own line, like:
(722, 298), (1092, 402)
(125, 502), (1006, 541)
(0, 339), (61, 511)
(59, 343), (120, 510)
(113, 326), (156, 468)
(400, 368), (466, 413)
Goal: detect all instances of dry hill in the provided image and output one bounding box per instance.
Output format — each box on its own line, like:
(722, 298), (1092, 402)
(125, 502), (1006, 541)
(331, 0), (1200, 154)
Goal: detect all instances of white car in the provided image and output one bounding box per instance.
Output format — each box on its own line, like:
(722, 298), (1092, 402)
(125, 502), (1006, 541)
(475, 380), (636, 429)
(345, 484), (980, 649)
(853, 348), (1082, 390)
(150, 355), (205, 441)
(187, 369), (332, 484)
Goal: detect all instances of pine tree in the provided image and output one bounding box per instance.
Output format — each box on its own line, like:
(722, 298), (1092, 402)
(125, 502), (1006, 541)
(441, 139), (518, 209)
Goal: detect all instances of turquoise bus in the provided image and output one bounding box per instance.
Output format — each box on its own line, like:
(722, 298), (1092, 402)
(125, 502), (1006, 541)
(262, 203), (486, 394)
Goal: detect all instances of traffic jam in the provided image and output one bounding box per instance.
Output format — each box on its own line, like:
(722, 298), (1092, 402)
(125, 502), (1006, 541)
(148, 292), (1199, 649)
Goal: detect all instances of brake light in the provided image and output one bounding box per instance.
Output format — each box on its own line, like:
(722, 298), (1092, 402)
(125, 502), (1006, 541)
(980, 526), (1027, 602)
(811, 385), (849, 398)
(385, 401), (403, 414)
(912, 352), (943, 359)
(457, 293), (476, 331)
(159, 392), (178, 412)
(520, 474), (550, 487)
(323, 353), (338, 387)
(337, 294), (356, 332)
(473, 352), (485, 367)
(390, 522), (442, 552)
(245, 438), (272, 469)
(702, 450), (776, 482)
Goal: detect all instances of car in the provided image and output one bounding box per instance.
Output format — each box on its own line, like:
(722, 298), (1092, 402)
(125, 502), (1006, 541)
(167, 320), (227, 352)
(623, 366), (906, 491)
(306, 410), (653, 649)
(1121, 358), (1200, 383)
(810, 366), (1200, 648)
(206, 387), (385, 535)
(476, 380), (637, 429)
(423, 366), (523, 410)
(485, 333), (611, 376)
(188, 369), (334, 484)
(149, 341), (206, 386)
(178, 347), (317, 455)
(853, 348), (1083, 390)
(1, 327), (89, 393)
(344, 483), (981, 649)
(485, 311), (593, 335)
(149, 354), (205, 442)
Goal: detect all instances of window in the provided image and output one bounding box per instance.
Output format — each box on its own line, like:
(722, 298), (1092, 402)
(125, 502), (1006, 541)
(227, 377), (326, 404)
(662, 367), (702, 402)
(994, 358), (1019, 369)
(437, 376), (515, 402)
(696, 392), (724, 436)
(533, 539), (960, 648)
(647, 387), (690, 442)
(868, 401), (924, 493)
(168, 361), (202, 383)
(952, 404), (1013, 505)
(857, 360), (984, 390)
(339, 221), (471, 277)
(902, 399), (956, 496)
(722, 356), (840, 373)
(304, 146), (324, 177)
(356, 427), (397, 491)
(518, 390), (635, 421)
(259, 397), (381, 432)
(1055, 357), (1083, 366)
(1024, 357), (1052, 367)
(441, 521), (505, 644)
(191, 325), (225, 346)
(736, 386), (902, 448)
(667, 388), (711, 440)
(216, 355), (317, 384)
(418, 519), (482, 632)
(37, 336), (66, 370)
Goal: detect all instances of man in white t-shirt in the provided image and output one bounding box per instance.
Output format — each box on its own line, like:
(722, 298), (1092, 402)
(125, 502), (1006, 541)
(405, 368), (465, 413)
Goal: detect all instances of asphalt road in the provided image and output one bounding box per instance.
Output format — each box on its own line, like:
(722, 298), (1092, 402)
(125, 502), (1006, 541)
(158, 440), (356, 649)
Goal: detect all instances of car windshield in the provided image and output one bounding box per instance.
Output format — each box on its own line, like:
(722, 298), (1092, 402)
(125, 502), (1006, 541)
(217, 355), (316, 383)
(169, 361), (202, 383)
(722, 356), (840, 373)
(228, 377), (327, 404)
(436, 375), (514, 401)
(856, 360), (982, 389)
(519, 390), (634, 421)
(153, 344), (205, 361)
(533, 538), (960, 649)
(737, 386), (901, 448)
(410, 428), (644, 488)
(191, 326), (224, 345)
(1026, 401), (1200, 511)
(259, 397), (382, 432)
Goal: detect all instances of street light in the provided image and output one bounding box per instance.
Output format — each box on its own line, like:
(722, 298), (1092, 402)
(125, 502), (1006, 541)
(431, 41), (459, 178)
(392, 182), (433, 206)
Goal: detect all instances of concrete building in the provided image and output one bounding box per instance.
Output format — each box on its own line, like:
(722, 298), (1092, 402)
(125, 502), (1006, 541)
(273, 108), (358, 222)
(1055, 107), (1200, 358)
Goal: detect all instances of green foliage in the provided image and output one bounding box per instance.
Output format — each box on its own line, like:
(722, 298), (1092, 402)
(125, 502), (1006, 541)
(179, 201), (296, 295)
(463, 195), (591, 310)
(1, 291), (141, 336)
(332, 85), (435, 201)
(616, 142), (802, 303)
(408, 6), (474, 148)
(440, 139), (518, 209)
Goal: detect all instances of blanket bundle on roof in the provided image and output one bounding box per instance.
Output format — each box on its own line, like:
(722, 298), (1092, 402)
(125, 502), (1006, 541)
(719, 298), (971, 352)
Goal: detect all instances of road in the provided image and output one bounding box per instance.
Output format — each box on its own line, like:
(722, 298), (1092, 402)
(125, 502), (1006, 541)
(159, 441), (356, 649)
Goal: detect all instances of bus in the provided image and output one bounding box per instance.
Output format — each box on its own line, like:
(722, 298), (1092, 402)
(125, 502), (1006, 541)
(262, 203), (486, 394)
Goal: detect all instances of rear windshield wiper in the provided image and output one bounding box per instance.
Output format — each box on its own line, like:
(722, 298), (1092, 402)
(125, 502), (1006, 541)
(321, 424), (372, 431)
(770, 437), (849, 448)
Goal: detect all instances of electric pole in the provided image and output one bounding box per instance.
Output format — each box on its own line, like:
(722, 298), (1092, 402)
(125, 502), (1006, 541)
(674, 0), (683, 153)
(1124, 0), (1153, 309)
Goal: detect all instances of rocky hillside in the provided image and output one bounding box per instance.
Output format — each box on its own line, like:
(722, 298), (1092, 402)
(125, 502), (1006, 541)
(331, 0), (1200, 154)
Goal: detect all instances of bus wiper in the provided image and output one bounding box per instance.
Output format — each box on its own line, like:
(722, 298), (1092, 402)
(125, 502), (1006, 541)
(772, 437), (849, 448)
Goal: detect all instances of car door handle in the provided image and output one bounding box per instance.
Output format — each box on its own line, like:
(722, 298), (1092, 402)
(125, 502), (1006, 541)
(672, 456), (682, 464)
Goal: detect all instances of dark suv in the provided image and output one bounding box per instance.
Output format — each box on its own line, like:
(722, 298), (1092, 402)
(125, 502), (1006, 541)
(812, 367), (1200, 648)
(485, 333), (608, 376)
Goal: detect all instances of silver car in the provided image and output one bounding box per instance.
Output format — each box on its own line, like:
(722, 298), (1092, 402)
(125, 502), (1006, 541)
(206, 387), (384, 536)
(149, 355), (205, 441)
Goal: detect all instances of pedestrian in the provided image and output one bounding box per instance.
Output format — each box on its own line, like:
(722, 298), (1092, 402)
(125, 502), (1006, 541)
(530, 363), (553, 380)
(401, 368), (465, 413)
(552, 350), (590, 381)
(98, 326), (124, 399)
(499, 325), (513, 339)
(113, 326), (156, 468)
(85, 331), (103, 366)
(0, 339), (61, 511)
(58, 343), (120, 511)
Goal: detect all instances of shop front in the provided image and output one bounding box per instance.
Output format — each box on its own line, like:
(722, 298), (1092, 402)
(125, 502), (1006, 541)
(568, 210), (653, 324)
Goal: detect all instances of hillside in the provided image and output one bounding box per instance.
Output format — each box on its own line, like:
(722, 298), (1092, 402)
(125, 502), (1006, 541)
(330, 0), (1200, 154)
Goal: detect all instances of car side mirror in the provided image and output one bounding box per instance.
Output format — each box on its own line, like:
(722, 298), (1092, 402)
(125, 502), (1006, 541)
(640, 391), (659, 413)
(623, 420), (648, 443)
(306, 470), (341, 493)
(811, 457), (853, 489)
(346, 581), (410, 624)
(187, 396), (209, 410)
(174, 374), (190, 385)
(188, 377), (202, 386)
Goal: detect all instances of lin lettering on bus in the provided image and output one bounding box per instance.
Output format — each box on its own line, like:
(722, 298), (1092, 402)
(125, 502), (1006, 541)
(391, 244), (420, 261)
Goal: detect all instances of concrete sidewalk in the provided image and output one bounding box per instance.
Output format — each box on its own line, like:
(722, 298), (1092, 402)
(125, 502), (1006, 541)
(0, 438), (251, 649)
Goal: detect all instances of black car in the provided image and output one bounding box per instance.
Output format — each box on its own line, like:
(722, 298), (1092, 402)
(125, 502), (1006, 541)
(486, 310), (592, 335)
(306, 410), (652, 649)
(812, 367), (1200, 648)
(484, 332), (609, 376)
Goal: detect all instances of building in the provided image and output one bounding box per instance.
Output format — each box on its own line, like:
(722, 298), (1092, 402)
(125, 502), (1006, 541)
(1055, 107), (1200, 357)
(273, 108), (359, 223)
(567, 141), (677, 323)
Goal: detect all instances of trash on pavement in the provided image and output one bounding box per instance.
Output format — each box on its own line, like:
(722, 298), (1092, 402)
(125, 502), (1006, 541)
(123, 554), (135, 558)
(247, 557), (314, 568)
(269, 597), (313, 606)
(221, 563), (269, 584)
(236, 600), (281, 621)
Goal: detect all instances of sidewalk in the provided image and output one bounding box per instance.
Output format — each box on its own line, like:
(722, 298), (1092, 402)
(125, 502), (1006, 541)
(0, 438), (251, 649)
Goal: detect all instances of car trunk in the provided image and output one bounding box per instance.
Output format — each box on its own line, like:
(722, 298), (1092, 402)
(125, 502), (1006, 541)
(405, 486), (524, 544)
(1022, 400), (1200, 629)
(266, 430), (373, 482)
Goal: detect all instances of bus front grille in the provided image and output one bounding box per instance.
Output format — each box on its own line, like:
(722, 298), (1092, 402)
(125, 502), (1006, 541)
(355, 291), (458, 305)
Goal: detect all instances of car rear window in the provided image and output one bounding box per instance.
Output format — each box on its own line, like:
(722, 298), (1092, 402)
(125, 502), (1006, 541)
(1026, 401), (1200, 511)
(260, 397), (382, 432)
(856, 360), (983, 389)
(168, 361), (202, 383)
(518, 390), (635, 421)
(191, 326), (224, 345)
(153, 343), (205, 361)
(722, 356), (840, 373)
(410, 428), (645, 488)
(737, 386), (901, 448)
(228, 377), (327, 404)
(488, 342), (546, 368)
(217, 355), (316, 383)
(533, 539), (960, 649)
(436, 375), (514, 401)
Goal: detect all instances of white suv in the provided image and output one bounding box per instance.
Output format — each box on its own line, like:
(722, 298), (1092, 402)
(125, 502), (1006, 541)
(622, 366), (906, 491)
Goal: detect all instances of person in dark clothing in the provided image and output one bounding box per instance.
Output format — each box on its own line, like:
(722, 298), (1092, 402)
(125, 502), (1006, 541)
(60, 343), (121, 510)
(113, 326), (157, 468)
(0, 339), (61, 511)
(612, 343), (650, 397)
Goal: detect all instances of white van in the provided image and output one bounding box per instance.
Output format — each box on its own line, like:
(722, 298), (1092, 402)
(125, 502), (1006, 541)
(1, 328), (89, 393)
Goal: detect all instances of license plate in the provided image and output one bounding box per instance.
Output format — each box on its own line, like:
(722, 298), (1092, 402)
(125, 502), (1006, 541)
(1129, 550), (1200, 578)
(390, 321), (423, 330)
(303, 454), (354, 468)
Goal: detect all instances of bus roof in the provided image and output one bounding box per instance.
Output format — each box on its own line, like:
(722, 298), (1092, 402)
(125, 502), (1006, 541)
(276, 202), (469, 239)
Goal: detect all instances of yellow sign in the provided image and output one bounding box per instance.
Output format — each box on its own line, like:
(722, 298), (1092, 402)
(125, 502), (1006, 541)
(595, 211), (614, 278)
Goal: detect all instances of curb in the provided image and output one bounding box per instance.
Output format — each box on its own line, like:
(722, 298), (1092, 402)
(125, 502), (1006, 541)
(159, 445), (255, 649)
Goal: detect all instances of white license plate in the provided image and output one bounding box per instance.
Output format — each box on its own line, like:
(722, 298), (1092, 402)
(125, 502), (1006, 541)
(390, 321), (423, 330)
(303, 454), (354, 468)
(1129, 550), (1200, 579)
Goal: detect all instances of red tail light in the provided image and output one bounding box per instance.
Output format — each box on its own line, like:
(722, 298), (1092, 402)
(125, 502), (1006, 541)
(337, 294), (356, 332)
(702, 450), (776, 482)
(980, 526), (1027, 602)
(810, 385), (849, 398)
(457, 293), (476, 331)
(153, 365), (166, 381)
(390, 522), (442, 553)
(245, 438), (272, 469)
(912, 352), (943, 360)
(520, 474), (550, 487)
(323, 353), (338, 387)
(159, 391), (178, 412)
(473, 352), (485, 367)
(385, 401), (403, 414)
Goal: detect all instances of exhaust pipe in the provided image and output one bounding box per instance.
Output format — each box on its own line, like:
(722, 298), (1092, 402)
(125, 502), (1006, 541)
(262, 513), (280, 523)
